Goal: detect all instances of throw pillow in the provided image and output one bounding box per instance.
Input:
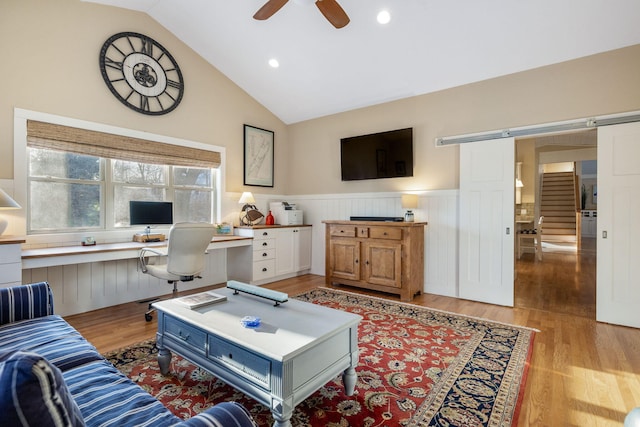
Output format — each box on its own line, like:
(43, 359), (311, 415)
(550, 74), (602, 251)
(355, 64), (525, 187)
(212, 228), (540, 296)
(0, 351), (85, 427)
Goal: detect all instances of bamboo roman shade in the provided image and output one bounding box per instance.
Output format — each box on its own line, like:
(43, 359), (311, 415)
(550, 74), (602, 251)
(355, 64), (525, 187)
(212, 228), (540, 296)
(27, 120), (221, 168)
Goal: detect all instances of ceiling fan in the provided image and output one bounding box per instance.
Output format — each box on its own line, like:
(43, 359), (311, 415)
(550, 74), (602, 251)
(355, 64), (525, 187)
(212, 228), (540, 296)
(253, 0), (350, 29)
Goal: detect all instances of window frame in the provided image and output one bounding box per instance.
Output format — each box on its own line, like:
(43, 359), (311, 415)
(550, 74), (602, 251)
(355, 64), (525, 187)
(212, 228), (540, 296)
(14, 109), (225, 243)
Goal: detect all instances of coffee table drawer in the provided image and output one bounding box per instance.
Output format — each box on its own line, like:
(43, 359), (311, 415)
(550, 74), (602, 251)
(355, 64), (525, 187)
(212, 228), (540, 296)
(208, 336), (271, 388)
(164, 316), (207, 354)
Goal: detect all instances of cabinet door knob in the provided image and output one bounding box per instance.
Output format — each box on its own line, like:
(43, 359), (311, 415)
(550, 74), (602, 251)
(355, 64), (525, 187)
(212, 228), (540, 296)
(262, 232), (268, 236)
(262, 252), (268, 257)
(262, 267), (268, 272)
(355, 259), (359, 264)
(262, 242), (268, 246)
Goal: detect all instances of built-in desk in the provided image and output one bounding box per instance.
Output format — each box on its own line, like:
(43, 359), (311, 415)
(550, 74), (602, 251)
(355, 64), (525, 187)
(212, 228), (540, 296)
(20, 235), (253, 316)
(22, 236), (252, 269)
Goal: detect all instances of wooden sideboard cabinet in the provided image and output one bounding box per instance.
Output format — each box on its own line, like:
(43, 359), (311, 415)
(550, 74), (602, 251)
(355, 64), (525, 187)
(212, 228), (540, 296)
(323, 220), (426, 301)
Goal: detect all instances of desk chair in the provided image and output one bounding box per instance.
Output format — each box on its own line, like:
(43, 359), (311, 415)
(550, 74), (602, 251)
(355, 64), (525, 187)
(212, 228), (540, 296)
(139, 222), (216, 321)
(517, 216), (544, 261)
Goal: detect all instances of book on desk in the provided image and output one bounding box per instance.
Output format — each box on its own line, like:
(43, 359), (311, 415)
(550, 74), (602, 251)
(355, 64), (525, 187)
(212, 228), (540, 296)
(177, 291), (227, 309)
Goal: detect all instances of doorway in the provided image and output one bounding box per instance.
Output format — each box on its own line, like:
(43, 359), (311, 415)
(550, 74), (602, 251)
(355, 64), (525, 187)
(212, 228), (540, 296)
(514, 130), (597, 318)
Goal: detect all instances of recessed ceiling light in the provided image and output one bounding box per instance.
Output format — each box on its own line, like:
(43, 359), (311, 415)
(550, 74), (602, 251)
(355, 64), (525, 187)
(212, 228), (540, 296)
(268, 58), (280, 68)
(377, 10), (391, 25)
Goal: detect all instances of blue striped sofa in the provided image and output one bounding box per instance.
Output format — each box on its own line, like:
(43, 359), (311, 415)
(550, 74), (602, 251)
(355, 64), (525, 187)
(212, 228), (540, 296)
(0, 282), (257, 427)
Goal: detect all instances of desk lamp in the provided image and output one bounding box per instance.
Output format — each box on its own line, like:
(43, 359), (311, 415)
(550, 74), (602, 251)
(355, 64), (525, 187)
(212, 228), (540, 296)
(0, 189), (20, 235)
(401, 194), (418, 222)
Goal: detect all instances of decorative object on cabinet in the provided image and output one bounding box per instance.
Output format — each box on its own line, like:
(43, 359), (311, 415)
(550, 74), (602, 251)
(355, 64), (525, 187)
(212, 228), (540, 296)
(99, 32), (184, 115)
(265, 210), (275, 225)
(401, 194), (418, 222)
(0, 189), (20, 236)
(323, 220), (426, 301)
(214, 223), (233, 235)
(243, 124), (274, 187)
(238, 192), (263, 226)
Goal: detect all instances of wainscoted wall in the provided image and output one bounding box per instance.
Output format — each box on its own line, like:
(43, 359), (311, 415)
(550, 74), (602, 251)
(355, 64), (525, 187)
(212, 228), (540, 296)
(21, 190), (459, 316)
(22, 249), (227, 316)
(268, 190), (460, 298)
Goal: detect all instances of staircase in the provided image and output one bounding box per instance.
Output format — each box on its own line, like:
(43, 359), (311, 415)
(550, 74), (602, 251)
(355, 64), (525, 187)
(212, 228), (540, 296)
(540, 172), (577, 242)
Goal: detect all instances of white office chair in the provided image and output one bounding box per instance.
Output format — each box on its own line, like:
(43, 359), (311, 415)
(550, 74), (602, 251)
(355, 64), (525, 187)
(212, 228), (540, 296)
(139, 222), (216, 321)
(517, 216), (544, 261)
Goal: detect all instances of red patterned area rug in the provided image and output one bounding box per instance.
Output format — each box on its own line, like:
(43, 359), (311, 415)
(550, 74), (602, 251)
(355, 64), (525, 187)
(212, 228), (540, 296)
(105, 288), (535, 426)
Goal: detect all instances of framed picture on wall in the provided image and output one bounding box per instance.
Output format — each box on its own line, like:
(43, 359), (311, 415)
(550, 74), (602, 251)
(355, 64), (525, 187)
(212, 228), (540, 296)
(243, 124), (274, 187)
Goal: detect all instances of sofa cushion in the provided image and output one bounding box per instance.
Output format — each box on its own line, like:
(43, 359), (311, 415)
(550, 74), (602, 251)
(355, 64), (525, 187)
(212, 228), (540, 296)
(0, 315), (103, 372)
(63, 360), (180, 427)
(0, 281), (53, 325)
(0, 350), (85, 427)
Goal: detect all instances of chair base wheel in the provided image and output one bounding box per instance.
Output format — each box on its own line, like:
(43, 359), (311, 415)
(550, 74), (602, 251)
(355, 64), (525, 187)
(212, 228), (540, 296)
(145, 313), (153, 322)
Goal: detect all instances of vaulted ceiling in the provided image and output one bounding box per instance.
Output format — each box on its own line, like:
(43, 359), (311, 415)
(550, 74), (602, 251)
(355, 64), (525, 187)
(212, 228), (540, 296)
(85, 0), (640, 124)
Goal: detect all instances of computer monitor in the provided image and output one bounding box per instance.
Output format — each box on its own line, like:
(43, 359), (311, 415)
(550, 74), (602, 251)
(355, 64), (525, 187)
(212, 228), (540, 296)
(129, 201), (173, 227)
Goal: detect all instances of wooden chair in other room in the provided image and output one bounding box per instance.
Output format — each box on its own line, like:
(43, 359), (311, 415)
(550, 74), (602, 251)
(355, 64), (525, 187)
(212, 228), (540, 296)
(517, 216), (544, 261)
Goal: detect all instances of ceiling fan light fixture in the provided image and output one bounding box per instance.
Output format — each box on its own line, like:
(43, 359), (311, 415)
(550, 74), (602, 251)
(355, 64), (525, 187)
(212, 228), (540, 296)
(377, 10), (391, 25)
(268, 58), (280, 68)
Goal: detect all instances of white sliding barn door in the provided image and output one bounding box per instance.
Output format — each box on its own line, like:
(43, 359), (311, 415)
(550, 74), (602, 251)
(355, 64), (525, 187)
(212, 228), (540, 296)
(597, 122), (640, 328)
(459, 137), (515, 306)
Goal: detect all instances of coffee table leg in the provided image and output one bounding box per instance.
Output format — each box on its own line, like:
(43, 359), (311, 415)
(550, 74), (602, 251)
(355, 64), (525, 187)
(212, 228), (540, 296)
(157, 346), (172, 375)
(343, 366), (357, 395)
(272, 413), (292, 427)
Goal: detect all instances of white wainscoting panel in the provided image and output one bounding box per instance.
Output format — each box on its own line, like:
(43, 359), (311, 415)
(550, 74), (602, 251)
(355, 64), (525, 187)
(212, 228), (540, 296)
(274, 191), (459, 298)
(422, 191), (459, 297)
(22, 249), (228, 316)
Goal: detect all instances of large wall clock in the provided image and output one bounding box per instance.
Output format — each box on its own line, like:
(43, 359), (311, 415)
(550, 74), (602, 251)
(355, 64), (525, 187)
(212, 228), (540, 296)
(99, 32), (184, 115)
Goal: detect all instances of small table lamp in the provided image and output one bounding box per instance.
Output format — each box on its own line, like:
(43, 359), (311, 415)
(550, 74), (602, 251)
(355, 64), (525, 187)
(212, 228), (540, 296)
(0, 189), (20, 235)
(401, 194), (418, 222)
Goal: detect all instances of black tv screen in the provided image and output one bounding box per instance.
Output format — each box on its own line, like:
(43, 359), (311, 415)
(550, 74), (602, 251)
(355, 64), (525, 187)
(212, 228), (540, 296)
(129, 201), (173, 226)
(340, 128), (413, 181)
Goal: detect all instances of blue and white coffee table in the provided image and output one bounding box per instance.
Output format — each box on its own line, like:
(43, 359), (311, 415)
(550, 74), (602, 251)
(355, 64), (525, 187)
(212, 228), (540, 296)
(153, 284), (362, 427)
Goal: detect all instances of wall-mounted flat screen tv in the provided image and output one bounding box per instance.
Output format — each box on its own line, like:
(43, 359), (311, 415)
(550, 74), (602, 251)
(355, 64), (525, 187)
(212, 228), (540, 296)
(129, 201), (173, 226)
(340, 127), (413, 181)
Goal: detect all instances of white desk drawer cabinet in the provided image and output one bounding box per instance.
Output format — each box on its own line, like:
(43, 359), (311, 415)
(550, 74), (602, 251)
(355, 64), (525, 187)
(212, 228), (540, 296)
(229, 225), (312, 285)
(0, 238), (25, 288)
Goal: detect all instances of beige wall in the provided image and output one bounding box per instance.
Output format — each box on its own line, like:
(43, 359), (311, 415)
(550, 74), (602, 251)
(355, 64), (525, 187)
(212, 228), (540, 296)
(286, 45), (640, 194)
(3, 1), (640, 199)
(0, 0), (286, 194)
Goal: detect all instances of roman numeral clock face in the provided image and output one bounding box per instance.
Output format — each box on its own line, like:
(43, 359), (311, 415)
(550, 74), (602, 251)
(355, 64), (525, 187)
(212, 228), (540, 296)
(99, 32), (184, 115)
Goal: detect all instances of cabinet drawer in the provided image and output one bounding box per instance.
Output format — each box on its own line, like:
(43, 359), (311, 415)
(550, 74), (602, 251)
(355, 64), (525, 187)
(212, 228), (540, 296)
(253, 238), (275, 250)
(370, 227), (402, 240)
(0, 263), (22, 283)
(330, 225), (356, 237)
(253, 248), (276, 261)
(208, 336), (271, 388)
(253, 229), (275, 240)
(0, 245), (21, 263)
(164, 316), (207, 354)
(253, 259), (276, 280)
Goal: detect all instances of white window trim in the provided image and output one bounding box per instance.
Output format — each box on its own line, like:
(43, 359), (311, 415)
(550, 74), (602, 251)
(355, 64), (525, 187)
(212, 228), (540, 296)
(14, 108), (226, 246)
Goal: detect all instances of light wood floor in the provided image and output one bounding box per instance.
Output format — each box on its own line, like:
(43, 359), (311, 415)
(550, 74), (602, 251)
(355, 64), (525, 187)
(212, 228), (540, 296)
(66, 238), (639, 426)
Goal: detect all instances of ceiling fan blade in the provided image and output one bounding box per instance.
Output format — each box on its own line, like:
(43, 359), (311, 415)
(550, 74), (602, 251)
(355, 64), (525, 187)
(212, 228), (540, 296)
(315, 0), (350, 28)
(253, 0), (289, 20)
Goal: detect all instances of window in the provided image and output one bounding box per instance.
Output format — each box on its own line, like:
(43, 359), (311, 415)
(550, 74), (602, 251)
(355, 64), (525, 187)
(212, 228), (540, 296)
(27, 148), (215, 233)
